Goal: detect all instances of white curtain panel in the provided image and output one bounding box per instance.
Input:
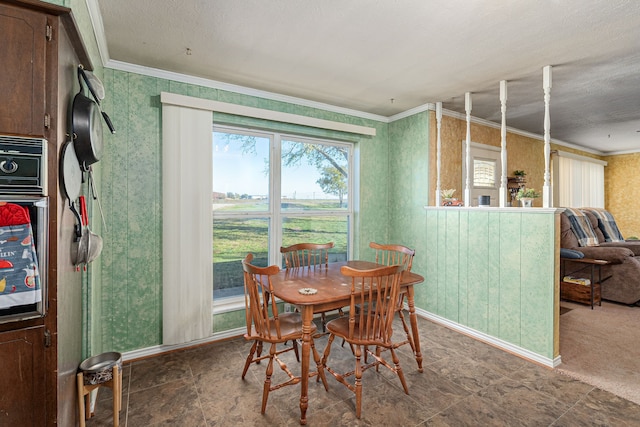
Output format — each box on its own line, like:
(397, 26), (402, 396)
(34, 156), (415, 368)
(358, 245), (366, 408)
(161, 103), (213, 345)
(558, 155), (604, 208)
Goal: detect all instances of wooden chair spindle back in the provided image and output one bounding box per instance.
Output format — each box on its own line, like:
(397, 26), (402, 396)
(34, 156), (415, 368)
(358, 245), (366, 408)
(370, 241), (415, 272)
(280, 242), (334, 269)
(242, 254), (283, 340)
(341, 264), (404, 345)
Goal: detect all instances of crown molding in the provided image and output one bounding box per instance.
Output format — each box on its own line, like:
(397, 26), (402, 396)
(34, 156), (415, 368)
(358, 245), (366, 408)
(106, 59), (389, 124)
(604, 148), (640, 156)
(388, 103), (433, 121)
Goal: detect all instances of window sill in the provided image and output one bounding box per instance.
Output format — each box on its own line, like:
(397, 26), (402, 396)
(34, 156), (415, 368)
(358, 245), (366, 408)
(213, 296), (245, 314)
(212, 295), (292, 315)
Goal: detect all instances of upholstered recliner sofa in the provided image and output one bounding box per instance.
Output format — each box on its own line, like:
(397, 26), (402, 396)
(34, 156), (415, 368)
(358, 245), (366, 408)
(560, 208), (640, 305)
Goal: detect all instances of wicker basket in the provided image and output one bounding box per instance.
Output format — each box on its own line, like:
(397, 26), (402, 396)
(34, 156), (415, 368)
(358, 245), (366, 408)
(560, 281), (600, 306)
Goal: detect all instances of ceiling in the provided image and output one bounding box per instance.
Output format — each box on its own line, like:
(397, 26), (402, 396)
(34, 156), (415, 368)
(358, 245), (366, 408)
(93, 0), (640, 154)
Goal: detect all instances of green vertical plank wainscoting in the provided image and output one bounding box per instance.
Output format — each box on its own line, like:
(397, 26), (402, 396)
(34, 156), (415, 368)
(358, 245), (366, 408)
(422, 207), (561, 366)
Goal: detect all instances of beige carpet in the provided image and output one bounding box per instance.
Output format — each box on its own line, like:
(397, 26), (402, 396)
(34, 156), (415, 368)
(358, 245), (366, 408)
(558, 300), (640, 405)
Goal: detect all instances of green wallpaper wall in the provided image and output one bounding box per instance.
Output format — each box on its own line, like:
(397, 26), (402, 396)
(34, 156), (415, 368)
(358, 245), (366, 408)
(388, 112), (430, 275)
(96, 70), (389, 352)
(94, 71), (164, 352)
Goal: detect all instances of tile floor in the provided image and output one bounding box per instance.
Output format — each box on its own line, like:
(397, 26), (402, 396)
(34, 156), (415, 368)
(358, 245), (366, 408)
(85, 316), (640, 426)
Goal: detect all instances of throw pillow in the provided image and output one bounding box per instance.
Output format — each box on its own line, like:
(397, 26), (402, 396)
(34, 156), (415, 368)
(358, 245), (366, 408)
(581, 208), (624, 242)
(563, 207), (599, 247)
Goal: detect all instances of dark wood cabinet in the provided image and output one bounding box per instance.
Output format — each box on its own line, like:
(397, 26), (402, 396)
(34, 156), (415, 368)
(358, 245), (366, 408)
(0, 3), (50, 425)
(0, 0), (91, 425)
(0, 326), (46, 425)
(0, 2), (47, 136)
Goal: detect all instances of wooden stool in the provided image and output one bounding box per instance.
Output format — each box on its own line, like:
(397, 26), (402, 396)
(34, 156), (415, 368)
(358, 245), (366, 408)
(77, 364), (122, 427)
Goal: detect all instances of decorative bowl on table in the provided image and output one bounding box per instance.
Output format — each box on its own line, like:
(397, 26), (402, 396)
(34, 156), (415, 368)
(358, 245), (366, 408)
(79, 351), (122, 385)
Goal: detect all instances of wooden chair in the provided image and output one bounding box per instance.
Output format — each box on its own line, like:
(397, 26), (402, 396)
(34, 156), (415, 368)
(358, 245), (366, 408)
(369, 242), (416, 353)
(280, 242), (340, 331)
(347, 242), (416, 354)
(241, 254), (328, 414)
(319, 264), (408, 419)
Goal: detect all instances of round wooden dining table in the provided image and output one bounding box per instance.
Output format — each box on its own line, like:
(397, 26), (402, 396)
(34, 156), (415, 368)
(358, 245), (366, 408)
(269, 260), (425, 425)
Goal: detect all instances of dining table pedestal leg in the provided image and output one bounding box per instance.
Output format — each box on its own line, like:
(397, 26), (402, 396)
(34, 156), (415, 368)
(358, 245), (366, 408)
(406, 286), (423, 372)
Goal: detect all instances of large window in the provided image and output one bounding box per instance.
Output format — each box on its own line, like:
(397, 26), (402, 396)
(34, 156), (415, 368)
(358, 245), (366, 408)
(212, 126), (352, 299)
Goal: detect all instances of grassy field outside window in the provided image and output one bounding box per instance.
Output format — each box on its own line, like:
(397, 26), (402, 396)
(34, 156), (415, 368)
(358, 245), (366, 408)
(212, 126), (352, 299)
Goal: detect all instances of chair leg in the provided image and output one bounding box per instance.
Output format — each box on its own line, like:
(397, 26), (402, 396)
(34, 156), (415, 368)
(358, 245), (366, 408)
(311, 338), (329, 391)
(390, 348), (409, 395)
(256, 340), (263, 360)
(292, 339), (300, 362)
(340, 338), (356, 359)
(354, 345), (363, 419)
(374, 346), (380, 371)
(320, 334), (335, 373)
(261, 343), (276, 414)
(397, 309), (415, 353)
(283, 338), (300, 359)
(242, 340), (258, 379)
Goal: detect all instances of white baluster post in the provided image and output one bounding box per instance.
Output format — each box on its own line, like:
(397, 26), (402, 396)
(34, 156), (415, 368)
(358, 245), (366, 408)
(499, 80), (508, 207)
(464, 92), (472, 207)
(435, 102), (443, 206)
(542, 66), (552, 207)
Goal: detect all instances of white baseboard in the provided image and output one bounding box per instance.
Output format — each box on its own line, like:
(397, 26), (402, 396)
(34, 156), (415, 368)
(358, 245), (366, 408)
(413, 307), (559, 368)
(121, 327), (245, 362)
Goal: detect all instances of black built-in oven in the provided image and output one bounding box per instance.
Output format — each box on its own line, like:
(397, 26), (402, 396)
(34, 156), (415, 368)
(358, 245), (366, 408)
(0, 136), (48, 323)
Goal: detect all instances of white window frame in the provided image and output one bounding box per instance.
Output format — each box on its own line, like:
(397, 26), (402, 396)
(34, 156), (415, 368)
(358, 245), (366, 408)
(472, 157), (498, 189)
(462, 142), (501, 207)
(212, 125), (354, 313)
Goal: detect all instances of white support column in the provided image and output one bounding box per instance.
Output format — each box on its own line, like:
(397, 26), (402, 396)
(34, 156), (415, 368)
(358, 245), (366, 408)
(435, 102), (443, 206)
(542, 65), (552, 207)
(464, 92), (472, 207)
(499, 80), (508, 207)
